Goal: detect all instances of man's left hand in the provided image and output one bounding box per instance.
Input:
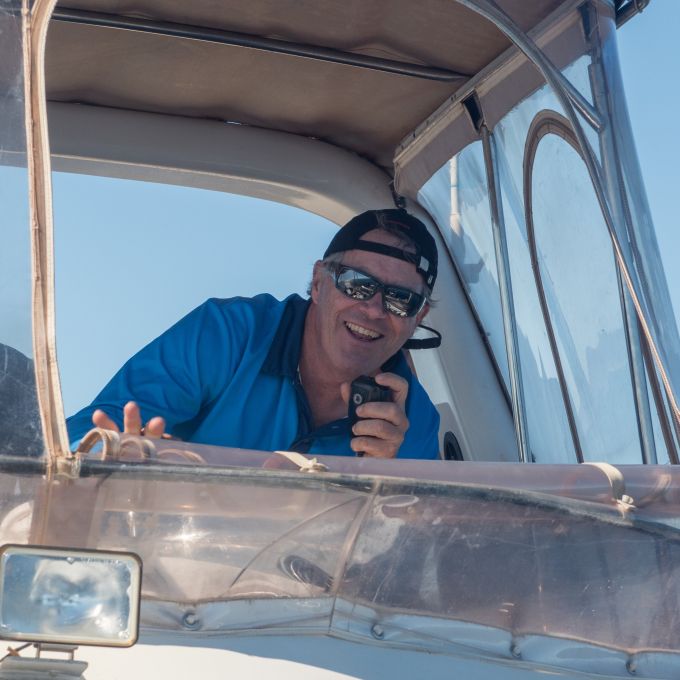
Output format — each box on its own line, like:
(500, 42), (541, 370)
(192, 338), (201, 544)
(343, 372), (409, 458)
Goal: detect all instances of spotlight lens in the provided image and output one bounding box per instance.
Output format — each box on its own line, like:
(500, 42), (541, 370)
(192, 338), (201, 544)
(0, 545), (141, 646)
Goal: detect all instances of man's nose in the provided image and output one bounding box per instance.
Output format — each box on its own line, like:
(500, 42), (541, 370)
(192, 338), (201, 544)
(360, 292), (387, 318)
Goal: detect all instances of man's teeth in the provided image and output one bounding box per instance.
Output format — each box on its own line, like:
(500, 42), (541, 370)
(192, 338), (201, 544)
(346, 321), (381, 340)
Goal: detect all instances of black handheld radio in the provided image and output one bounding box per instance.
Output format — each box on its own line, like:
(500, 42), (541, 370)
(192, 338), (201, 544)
(348, 375), (392, 456)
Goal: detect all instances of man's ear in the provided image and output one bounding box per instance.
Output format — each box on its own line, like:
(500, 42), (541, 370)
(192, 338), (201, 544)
(310, 260), (325, 303)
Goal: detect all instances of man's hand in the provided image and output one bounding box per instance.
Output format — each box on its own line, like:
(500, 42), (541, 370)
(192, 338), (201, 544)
(342, 373), (409, 458)
(92, 401), (168, 438)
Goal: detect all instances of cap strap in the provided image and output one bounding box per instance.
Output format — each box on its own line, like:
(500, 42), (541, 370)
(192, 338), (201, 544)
(403, 324), (442, 350)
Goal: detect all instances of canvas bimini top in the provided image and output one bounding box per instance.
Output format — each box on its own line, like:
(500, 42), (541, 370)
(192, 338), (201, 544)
(46, 0), (569, 169)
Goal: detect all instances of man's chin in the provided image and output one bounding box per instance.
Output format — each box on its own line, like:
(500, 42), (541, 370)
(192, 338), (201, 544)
(336, 354), (387, 380)
(333, 333), (396, 377)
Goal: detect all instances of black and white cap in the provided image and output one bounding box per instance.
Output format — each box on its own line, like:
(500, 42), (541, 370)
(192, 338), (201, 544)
(323, 209), (438, 293)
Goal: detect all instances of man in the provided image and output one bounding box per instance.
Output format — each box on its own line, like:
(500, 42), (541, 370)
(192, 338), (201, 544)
(67, 208), (440, 458)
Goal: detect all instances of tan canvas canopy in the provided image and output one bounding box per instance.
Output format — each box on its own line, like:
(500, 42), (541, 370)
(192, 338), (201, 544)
(46, 0), (566, 169)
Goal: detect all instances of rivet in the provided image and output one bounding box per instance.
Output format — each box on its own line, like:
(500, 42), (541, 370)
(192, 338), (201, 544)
(371, 623), (385, 640)
(626, 658), (637, 675)
(182, 611), (201, 630)
(510, 643), (521, 659)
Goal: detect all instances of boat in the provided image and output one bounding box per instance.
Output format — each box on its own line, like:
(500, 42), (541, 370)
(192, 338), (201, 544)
(1, 0), (679, 677)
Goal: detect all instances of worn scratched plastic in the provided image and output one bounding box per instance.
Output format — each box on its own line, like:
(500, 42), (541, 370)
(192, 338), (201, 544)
(0, 449), (679, 666)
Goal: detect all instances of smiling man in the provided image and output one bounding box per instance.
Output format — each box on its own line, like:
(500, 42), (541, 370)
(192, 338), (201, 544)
(67, 209), (441, 459)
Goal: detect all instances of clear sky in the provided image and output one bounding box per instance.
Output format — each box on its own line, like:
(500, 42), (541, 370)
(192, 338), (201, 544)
(48, 1), (680, 416)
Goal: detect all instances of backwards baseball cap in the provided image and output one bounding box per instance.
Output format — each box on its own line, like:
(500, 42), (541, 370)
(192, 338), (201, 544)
(323, 209), (438, 293)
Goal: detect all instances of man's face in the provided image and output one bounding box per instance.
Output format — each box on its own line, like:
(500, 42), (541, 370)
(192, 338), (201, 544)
(309, 229), (429, 380)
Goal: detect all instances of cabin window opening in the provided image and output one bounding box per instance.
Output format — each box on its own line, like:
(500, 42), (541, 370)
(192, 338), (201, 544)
(523, 111), (641, 463)
(52, 171), (337, 422)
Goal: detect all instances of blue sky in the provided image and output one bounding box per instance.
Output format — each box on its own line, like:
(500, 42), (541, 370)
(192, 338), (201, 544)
(49, 2), (680, 416)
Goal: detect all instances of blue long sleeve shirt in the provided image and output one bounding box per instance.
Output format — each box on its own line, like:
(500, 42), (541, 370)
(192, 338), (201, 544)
(67, 294), (440, 458)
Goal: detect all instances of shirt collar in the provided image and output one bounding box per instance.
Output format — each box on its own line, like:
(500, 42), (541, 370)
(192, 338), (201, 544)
(261, 294), (309, 378)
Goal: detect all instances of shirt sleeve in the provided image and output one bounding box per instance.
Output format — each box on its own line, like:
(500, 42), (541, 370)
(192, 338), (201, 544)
(66, 298), (249, 445)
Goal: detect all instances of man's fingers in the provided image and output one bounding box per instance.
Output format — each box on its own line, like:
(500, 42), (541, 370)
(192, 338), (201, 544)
(145, 416), (166, 438)
(123, 401), (143, 434)
(355, 401), (407, 428)
(92, 409), (120, 432)
(352, 416), (406, 442)
(374, 372), (408, 409)
(350, 436), (397, 459)
(92, 402), (168, 439)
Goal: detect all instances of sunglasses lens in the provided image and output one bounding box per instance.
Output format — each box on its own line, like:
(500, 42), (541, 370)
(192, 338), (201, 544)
(333, 267), (424, 318)
(384, 287), (423, 318)
(336, 269), (379, 301)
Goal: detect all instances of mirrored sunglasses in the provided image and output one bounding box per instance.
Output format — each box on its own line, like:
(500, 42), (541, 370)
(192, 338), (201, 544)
(328, 264), (426, 318)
